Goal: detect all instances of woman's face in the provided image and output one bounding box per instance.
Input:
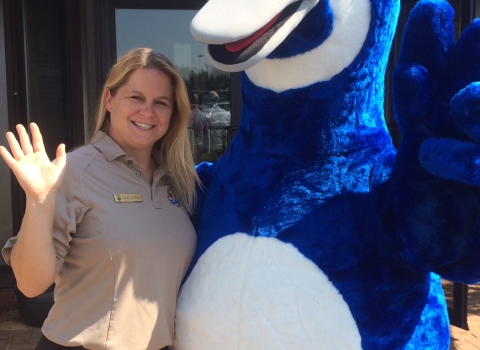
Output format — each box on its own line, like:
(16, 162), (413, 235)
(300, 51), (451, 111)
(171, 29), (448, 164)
(105, 67), (173, 156)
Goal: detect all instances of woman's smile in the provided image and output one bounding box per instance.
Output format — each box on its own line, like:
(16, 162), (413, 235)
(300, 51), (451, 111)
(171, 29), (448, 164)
(132, 121), (155, 130)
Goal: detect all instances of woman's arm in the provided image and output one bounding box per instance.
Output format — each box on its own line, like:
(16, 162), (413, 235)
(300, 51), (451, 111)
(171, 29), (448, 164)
(0, 123), (66, 297)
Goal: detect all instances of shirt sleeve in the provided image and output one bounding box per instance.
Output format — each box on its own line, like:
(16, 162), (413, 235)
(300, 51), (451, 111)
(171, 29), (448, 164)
(51, 181), (90, 273)
(2, 236), (17, 266)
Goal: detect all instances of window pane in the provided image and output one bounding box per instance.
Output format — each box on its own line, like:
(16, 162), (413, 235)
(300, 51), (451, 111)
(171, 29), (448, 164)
(116, 9), (231, 164)
(25, 0), (69, 159)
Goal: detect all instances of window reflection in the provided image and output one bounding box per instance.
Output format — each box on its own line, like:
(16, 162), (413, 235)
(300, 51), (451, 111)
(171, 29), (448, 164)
(188, 90), (231, 162)
(115, 9), (232, 164)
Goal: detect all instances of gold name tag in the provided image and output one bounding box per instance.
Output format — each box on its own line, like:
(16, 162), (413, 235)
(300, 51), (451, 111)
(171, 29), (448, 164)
(114, 194), (143, 203)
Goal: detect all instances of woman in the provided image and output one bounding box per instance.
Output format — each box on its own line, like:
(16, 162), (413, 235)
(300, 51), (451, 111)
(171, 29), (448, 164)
(0, 48), (198, 350)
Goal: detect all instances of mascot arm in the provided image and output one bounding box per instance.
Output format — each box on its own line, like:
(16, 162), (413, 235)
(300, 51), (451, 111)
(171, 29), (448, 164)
(392, 0), (480, 283)
(192, 162), (213, 229)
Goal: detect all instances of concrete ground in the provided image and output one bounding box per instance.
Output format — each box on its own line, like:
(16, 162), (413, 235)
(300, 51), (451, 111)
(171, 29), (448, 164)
(445, 281), (480, 350)
(0, 288), (41, 349)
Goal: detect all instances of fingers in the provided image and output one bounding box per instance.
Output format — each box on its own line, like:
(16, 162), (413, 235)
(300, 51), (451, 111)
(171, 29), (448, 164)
(392, 64), (435, 138)
(54, 144), (66, 168)
(419, 137), (480, 186)
(397, 0), (455, 81)
(30, 123), (46, 153)
(5, 130), (24, 160)
(3, 123), (46, 160)
(5, 123), (37, 159)
(450, 82), (480, 142)
(0, 145), (16, 168)
(3, 124), (64, 166)
(17, 124), (33, 155)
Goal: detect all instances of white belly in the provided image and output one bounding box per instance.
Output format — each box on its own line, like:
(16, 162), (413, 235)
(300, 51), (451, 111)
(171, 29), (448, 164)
(175, 233), (362, 350)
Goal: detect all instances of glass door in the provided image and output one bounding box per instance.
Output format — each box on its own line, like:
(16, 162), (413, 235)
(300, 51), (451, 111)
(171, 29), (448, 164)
(115, 9), (233, 164)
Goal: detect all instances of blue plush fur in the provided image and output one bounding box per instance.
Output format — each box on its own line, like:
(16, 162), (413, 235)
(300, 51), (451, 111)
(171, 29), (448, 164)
(182, 0), (480, 348)
(393, 1), (480, 285)
(268, 0), (334, 59)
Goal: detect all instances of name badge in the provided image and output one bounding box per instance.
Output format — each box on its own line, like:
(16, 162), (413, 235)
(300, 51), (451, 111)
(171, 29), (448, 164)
(114, 194), (143, 203)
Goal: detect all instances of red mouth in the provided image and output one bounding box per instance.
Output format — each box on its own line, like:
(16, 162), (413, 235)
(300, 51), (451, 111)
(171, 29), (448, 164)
(207, 1), (301, 66)
(225, 11), (284, 53)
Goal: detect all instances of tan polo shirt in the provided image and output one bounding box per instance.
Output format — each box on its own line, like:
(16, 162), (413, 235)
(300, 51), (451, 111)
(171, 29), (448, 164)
(2, 132), (196, 350)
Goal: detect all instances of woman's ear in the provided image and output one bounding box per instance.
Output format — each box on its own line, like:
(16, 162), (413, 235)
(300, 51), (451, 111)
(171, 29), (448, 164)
(104, 88), (113, 112)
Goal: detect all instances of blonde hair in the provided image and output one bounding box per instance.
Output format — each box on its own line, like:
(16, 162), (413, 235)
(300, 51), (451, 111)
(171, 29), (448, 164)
(91, 48), (199, 213)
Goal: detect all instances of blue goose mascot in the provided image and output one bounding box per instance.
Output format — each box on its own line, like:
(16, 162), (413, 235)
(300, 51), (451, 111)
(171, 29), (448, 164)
(174, 0), (480, 347)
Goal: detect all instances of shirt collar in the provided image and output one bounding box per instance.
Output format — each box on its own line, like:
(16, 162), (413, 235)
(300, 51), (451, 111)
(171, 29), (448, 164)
(91, 131), (126, 162)
(90, 131), (163, 166)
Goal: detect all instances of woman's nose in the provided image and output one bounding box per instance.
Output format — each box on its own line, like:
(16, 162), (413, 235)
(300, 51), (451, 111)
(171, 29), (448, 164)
(139, 101), (155, 118)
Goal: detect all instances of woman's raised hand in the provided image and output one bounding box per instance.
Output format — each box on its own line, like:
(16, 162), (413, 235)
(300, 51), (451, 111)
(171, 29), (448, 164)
(0, 123), (66, 202)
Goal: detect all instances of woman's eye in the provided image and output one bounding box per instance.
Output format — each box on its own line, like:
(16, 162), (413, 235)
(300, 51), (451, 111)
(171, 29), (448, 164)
(131, 96), (142, 101)
(156, 101), (169, 106)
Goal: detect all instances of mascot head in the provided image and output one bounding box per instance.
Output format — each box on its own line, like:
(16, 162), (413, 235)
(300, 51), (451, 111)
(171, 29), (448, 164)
(191, 0), (400, 92)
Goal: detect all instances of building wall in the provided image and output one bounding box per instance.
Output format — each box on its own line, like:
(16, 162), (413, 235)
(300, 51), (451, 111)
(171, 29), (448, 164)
(0, 0), (13, 267)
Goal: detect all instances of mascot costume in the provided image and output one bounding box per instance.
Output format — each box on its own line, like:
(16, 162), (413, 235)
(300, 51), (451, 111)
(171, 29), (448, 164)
(174, 0), (480, 347)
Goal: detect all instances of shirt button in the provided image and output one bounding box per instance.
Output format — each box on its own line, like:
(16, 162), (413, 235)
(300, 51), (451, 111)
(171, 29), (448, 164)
(127, 160), (133, 164)
(136, 171), (142, 177)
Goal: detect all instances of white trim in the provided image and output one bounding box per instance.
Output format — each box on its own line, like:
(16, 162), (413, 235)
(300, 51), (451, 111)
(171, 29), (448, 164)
(246, 0), (371, 92)
(175, 233), (362, 349)
(192, 0), (319, 73)
(191, 0), (319, 44)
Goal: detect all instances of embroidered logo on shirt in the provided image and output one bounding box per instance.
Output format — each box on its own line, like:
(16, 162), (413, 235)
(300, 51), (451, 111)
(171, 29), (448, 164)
(167, 186), (181, 207)
(114, 194), (143, 203)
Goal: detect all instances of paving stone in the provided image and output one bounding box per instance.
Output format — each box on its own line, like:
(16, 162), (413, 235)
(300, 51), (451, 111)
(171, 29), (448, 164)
(465, 338), (480, 349)
(10, 332), (29, 344)
(27, 329), (42, 344)
(8, 344), (37, 350)
(453, 344), (478, 350)
(447, 282), (480, 350)
(0, 283), (478, 349)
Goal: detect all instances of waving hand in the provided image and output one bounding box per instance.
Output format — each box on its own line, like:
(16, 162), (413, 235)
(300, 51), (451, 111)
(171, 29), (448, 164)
(0, 123), (66, 201)
(392, 0), (480, 281)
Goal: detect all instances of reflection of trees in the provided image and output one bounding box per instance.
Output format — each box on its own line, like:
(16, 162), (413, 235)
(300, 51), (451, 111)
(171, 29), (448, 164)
(179, 66), (230, 103)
